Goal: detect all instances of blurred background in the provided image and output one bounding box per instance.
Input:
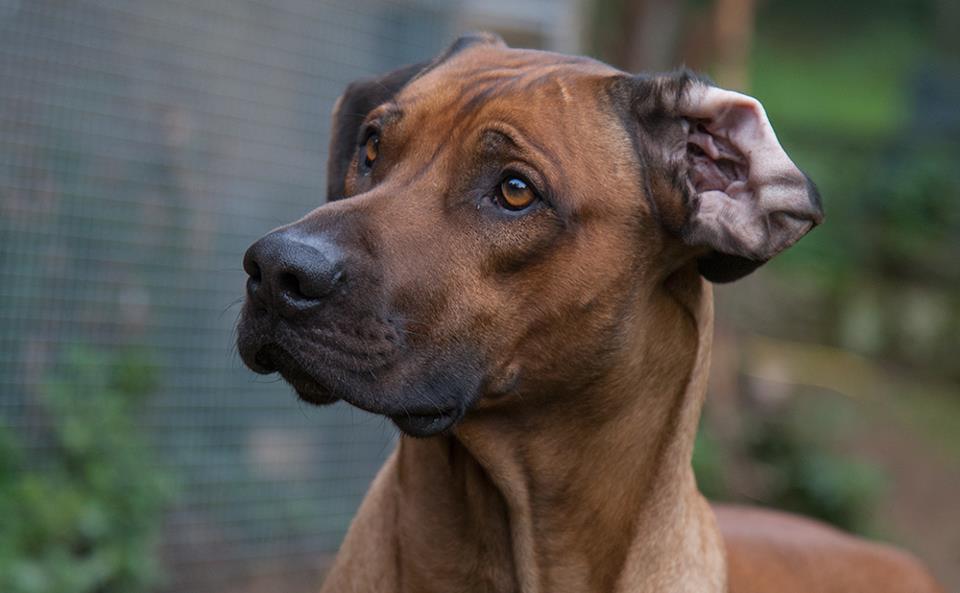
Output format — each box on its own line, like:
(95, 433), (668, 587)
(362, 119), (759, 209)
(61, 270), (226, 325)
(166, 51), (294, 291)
(0, 0), (957, 591)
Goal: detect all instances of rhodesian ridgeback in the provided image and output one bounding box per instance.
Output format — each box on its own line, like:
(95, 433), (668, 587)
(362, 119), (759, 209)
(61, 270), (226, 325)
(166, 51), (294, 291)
(236, 33), (944, 593)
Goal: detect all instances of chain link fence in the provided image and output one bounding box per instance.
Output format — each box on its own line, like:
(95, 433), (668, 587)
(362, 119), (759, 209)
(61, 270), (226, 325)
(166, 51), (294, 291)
(0, 1), (457, 590)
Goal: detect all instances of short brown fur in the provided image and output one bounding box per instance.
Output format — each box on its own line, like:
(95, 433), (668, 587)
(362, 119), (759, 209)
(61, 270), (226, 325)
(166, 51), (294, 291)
(237, 36), (943, 593)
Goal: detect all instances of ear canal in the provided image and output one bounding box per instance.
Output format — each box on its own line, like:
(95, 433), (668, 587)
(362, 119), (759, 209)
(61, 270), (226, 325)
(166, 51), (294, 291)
(634, 75), (824, 283)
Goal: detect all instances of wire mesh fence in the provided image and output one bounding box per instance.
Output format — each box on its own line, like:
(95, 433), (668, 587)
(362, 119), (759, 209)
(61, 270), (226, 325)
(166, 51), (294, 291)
(0, 1), (456, 590)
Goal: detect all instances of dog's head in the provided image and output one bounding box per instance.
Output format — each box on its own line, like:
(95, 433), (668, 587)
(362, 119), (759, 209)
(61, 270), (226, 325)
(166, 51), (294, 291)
(236, 34), (822, 437)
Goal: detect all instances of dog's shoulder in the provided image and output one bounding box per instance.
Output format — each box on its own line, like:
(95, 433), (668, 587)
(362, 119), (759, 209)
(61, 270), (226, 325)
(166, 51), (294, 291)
(712, 504), (944, 593)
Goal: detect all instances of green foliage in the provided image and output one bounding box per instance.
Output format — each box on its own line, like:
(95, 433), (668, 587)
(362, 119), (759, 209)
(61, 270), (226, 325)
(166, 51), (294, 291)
(862, 146), (960, 284)
(752, 25), (921, 138)
(694, 393), (886, 534)
(742, 416), (884, 533)
(691, 429), (728, 500)
(0, 347), (175, 593)
(749, 14), (960, 378)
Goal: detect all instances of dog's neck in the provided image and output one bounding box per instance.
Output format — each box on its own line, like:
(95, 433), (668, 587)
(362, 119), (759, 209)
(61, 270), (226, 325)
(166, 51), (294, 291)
(385, 269), (725, 593)
(321, 268), (724, 592)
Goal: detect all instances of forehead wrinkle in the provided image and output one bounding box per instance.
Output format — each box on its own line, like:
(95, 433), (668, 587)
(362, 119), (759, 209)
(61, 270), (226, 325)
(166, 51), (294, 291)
(395, 59), (605, 180)
(453, 70), (585, 132)
(400, 55), (593, 125)
(452, 76), (525, 122)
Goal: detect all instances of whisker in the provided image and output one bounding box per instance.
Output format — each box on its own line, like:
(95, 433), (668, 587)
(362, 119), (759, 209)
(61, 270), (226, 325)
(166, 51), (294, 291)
(220, 296), (244, 319)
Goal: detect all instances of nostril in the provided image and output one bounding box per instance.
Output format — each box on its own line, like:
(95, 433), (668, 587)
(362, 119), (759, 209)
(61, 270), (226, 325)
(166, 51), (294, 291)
(277, 271), (306, 301)
(243, 253), (262, 281)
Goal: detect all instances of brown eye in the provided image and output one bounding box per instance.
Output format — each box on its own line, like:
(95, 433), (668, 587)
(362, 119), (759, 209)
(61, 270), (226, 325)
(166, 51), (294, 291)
(363, 133), (379, 168)
(497, 177), (537, 211)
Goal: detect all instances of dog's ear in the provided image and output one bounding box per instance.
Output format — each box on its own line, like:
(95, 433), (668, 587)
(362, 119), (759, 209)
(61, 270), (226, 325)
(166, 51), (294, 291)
(625, 72), (824, 282)
(326, 32), (505, 201)
(326, 60), (427, 200)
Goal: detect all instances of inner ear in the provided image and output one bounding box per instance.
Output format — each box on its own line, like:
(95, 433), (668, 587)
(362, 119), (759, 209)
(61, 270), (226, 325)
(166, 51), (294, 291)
(627, 75), (824, 283)
(686, 119), (748, 194)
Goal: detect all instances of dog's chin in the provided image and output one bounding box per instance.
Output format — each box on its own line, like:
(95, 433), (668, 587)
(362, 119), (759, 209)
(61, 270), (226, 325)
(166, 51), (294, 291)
(239, 333), (482, 438)
(388, 409), (462, 438)
(274, 353), (466, 437)
(282, 367), (463, 437)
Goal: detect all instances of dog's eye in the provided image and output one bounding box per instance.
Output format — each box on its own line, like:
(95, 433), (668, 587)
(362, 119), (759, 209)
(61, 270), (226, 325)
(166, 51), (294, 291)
(363, 133), (380, 168)
(496, 177), (537, 211)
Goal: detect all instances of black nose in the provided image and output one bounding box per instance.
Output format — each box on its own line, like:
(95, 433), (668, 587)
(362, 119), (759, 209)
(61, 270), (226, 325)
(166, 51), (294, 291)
(243, 229), (345, 316)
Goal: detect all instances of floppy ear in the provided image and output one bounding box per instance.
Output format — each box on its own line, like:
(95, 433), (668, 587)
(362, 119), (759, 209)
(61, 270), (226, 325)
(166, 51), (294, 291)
(629, 73), (824, 282)
(325, 61), (427, 200)
(326, 32), (506, 201)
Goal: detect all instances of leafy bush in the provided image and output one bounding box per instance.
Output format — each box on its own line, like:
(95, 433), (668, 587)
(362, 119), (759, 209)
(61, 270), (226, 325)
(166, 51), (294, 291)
(742, 416), (884, 533)
(0, 347), (175, 593)
(694, 394), (885, 535)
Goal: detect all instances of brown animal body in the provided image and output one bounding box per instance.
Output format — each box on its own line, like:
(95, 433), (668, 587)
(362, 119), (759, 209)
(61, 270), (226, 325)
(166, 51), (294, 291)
(235, 33), (944, 593)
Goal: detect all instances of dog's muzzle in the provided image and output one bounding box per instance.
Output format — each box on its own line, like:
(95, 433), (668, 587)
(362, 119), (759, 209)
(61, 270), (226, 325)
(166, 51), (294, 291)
(236, 227), (359, 405)
(235, 223), (483, 437)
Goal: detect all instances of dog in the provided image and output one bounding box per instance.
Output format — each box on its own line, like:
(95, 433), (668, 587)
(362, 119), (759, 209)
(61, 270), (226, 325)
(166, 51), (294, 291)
(236, 33), (944, 593)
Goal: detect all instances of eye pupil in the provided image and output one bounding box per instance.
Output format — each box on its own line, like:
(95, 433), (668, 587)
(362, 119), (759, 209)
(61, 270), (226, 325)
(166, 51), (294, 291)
(363, 134), (379, 167)
(498, 176), (536, 210)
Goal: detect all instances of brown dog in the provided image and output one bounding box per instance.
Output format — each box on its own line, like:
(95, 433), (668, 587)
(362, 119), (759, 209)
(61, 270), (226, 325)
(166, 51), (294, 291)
(236, 34), (943, 593)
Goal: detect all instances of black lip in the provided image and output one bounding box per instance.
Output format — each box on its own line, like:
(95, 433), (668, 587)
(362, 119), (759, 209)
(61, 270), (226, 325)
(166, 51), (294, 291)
(285, 372), (339, 406)
(389, 409), (461, 438)
(254, 344), (339, 405)
(240, 320), (476, 435)
(252, 348), (277, 374)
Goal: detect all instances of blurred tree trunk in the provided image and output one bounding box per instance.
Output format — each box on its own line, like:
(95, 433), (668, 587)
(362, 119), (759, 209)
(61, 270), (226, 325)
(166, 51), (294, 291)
(711, 0), (756, 89)
(935, 0), (960, 64)
(618, 0), (685, 73)
(591, 0), (757, 90)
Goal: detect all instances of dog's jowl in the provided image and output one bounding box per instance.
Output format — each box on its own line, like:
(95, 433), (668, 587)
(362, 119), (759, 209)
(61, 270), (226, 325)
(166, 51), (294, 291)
(236, 33), (943, 593)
